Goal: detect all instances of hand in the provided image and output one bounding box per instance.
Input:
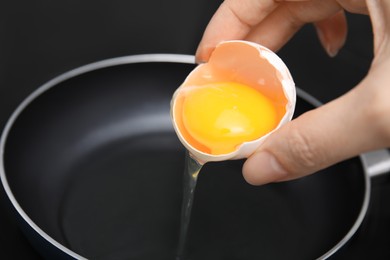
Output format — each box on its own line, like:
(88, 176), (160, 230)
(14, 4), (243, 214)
(196, 0), (368, 62)
(196, 0), (390, 185)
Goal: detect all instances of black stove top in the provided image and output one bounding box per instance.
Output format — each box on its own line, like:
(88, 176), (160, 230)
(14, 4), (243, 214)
(1, 1), (389, 259)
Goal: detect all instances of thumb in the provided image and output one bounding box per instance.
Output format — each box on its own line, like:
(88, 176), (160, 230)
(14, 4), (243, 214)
(242, 85), (385, 185)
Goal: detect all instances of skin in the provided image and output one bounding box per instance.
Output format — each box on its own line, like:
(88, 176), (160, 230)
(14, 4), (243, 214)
(195, 0), (390, 185)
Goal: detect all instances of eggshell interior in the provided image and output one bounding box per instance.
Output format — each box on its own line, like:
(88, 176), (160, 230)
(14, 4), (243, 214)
(171, 41), (295, 163)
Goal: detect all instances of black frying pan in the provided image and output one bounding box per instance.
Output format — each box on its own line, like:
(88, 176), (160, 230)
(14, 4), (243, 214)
(0, 54), (388, 260)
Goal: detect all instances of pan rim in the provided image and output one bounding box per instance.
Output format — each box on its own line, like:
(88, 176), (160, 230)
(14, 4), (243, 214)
(0, 53), (370, 260)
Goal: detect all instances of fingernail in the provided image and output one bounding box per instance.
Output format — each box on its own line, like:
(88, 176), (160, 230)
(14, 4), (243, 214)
(243, 151), (289, 185)
(195, 56), (206, 64)
(316, 26), (339, 58)
(195, 45), (214, 64)
(326, 44), (339, 58)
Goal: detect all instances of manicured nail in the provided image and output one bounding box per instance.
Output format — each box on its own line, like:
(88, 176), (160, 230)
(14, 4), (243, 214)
(243, 151), (289, 185)
(316, 26), (339, 58)
(325, 44), (339, 57)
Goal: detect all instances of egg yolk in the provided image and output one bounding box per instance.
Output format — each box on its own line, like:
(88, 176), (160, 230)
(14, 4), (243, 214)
(181, 82), (277, 155)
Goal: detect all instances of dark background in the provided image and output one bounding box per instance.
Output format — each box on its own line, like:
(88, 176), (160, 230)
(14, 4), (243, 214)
(1, 0), (389, 259)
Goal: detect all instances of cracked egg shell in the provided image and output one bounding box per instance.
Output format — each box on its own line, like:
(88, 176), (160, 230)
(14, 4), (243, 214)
(171, 40), (296, 163)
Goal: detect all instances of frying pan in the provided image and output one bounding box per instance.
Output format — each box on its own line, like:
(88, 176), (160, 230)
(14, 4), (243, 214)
(0, 54), (389, 260)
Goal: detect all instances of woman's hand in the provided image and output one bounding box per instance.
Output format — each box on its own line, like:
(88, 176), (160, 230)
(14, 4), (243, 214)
(196, 0), (368, 63)
(196, 0), (390, 185)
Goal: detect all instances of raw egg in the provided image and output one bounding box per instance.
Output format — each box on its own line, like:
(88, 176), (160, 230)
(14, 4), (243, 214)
(171, 40), (296, 163)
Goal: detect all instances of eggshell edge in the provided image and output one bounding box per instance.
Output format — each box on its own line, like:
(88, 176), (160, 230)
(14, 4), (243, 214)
(171, 40), (296, 164)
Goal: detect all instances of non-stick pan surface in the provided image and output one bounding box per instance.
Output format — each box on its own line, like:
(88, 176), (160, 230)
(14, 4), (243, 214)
(1, 55), (367, 259)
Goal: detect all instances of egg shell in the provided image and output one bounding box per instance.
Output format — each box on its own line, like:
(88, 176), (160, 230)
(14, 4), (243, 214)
(171, 40), (296, 163)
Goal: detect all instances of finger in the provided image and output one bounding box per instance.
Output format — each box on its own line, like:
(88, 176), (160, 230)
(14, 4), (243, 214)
(337, 0), (368, 14)
(242, 84), (388, 185)
(366, 0), (390, 58)
(279, 0), (368, 14)
(195, 0), (278, 63)
(314, 10), (348, 57)
(244, 4), (303, 51)
(244, 0), (342, 52)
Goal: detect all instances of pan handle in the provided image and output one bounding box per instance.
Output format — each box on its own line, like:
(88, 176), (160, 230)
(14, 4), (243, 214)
(361, 149), (390, 177)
